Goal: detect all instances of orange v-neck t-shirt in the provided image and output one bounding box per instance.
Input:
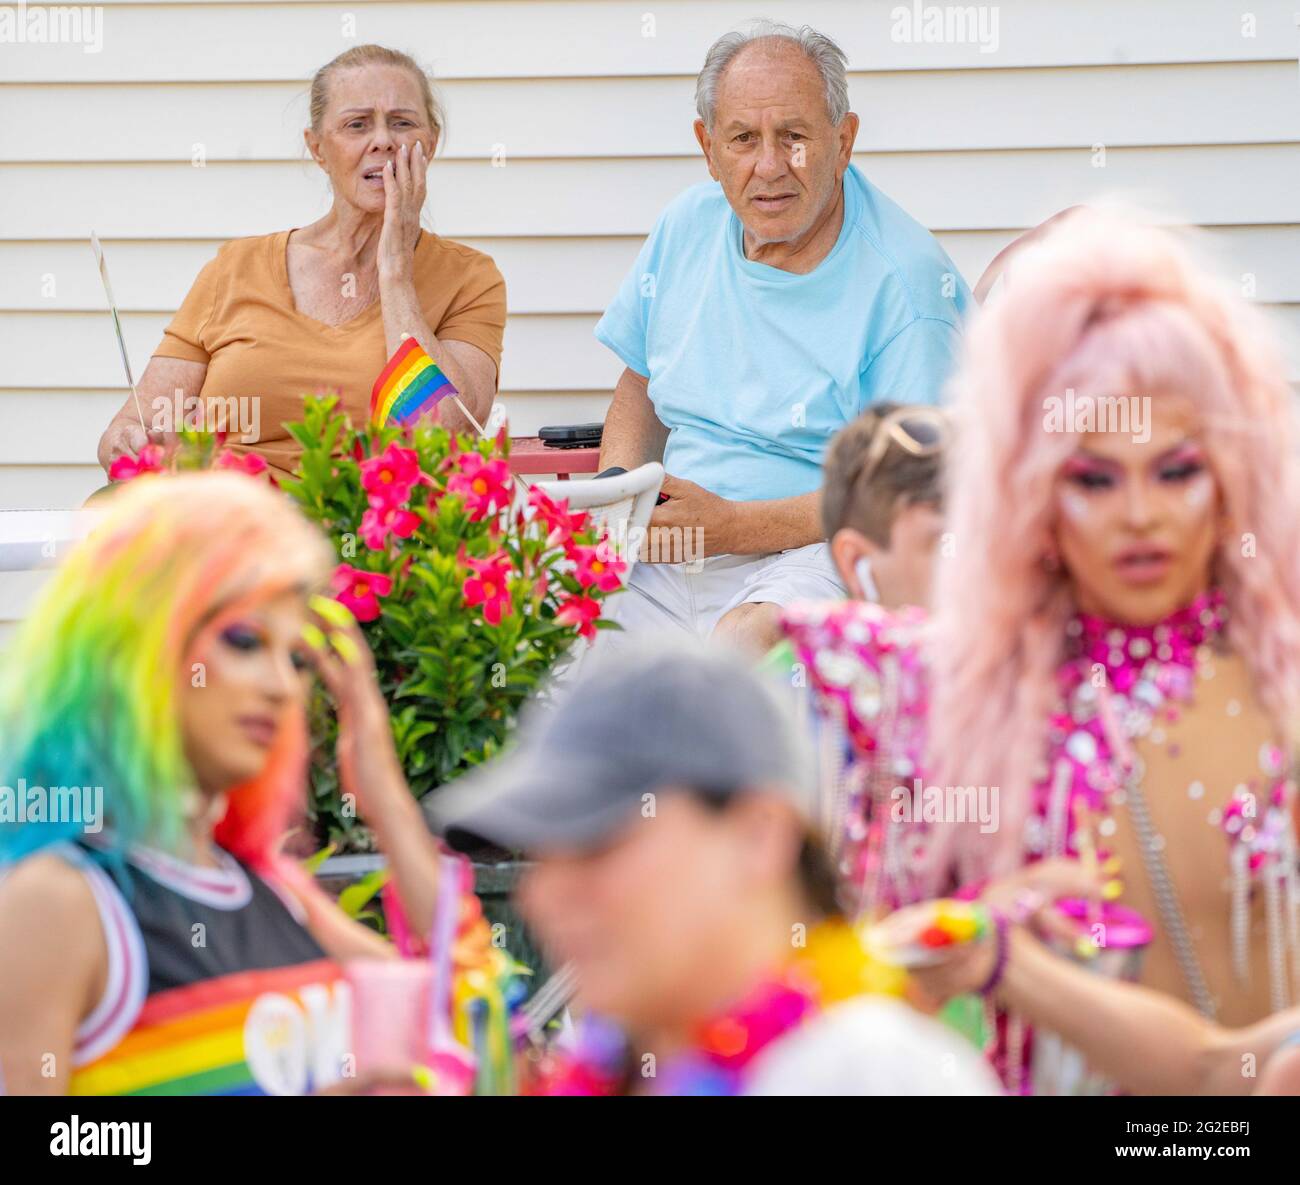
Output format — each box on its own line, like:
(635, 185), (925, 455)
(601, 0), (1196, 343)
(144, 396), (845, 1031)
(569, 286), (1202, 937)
(152, 229), (506, 479)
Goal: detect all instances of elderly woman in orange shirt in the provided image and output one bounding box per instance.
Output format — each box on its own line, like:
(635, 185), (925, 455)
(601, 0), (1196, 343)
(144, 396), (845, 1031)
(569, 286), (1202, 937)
(97, 44), (506, 482)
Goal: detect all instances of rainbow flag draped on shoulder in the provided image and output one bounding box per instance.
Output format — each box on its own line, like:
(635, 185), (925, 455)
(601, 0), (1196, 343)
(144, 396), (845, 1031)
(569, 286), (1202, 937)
(371, 336), (458, 428)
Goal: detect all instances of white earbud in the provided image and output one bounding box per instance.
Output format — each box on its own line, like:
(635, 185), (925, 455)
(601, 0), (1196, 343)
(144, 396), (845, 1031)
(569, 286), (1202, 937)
(854, 556), (880, 603)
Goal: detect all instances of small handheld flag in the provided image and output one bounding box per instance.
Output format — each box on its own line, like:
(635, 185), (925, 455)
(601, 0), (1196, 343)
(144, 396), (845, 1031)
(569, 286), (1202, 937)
(371, 334), (531, 495)
(90, 231), (147, 433)
(371, 335), (462, 429)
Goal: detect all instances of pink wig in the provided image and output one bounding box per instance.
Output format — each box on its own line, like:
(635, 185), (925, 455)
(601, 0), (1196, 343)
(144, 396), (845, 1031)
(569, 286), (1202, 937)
(926, 206), (1300, 883)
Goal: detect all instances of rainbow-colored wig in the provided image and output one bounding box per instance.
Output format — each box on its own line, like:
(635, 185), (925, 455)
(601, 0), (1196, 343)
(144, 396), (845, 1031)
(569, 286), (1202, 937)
(0, 472), (333, 878)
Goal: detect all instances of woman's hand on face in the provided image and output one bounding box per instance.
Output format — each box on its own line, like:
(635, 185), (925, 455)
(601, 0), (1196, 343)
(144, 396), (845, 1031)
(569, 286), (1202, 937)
(302, 596), (408, 818)
(377, 141), (428, 283)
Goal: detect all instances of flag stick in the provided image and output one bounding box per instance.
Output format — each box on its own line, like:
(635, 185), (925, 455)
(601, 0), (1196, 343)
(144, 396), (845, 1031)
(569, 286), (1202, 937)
(90, 232), (148, 434)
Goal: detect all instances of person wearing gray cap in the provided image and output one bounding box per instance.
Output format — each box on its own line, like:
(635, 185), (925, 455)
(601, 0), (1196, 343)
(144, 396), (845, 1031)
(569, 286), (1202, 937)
(427, 639), (997, 1095)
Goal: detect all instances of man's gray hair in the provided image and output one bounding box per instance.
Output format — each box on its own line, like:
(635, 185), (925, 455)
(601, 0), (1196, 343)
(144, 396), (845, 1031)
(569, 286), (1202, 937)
(695, 20), (850, 130)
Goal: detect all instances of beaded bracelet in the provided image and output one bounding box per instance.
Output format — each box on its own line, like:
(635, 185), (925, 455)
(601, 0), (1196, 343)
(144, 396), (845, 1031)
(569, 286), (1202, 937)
(977, 909), (1010, 997)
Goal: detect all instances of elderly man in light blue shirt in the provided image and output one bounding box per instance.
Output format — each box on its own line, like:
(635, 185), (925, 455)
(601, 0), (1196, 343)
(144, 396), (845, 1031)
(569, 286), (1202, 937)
(595, 20), (969, 652)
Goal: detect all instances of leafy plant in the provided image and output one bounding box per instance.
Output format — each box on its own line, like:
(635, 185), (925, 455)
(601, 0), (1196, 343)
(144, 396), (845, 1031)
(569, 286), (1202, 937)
(336, 868), (390, 931)
(280, 396), (625, 850)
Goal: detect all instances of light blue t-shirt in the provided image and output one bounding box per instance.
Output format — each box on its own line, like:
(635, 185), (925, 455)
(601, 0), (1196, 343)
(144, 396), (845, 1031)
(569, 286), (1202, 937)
(594, 165), (970, 503)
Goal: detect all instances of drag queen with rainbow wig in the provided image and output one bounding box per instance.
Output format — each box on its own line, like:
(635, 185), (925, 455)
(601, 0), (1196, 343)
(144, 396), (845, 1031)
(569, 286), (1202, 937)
(781, 207), (1300, 1091)
(0, 472), (453, 1095)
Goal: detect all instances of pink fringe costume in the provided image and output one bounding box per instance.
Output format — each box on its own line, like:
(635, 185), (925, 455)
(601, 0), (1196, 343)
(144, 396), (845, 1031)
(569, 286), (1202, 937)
(781, 589), (1300, 1093)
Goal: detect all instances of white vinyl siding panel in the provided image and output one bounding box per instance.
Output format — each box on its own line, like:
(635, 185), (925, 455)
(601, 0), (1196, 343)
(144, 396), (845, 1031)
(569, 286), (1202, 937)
(0, 0), (1296, 593)
(6, 62), (1300, 162)
(8, 1), (1297, 81)
(5, 147), (1300, 239)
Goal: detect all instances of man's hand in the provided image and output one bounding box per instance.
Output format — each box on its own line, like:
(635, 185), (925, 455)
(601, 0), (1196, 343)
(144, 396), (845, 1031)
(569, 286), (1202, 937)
(647, 474), (739, 560)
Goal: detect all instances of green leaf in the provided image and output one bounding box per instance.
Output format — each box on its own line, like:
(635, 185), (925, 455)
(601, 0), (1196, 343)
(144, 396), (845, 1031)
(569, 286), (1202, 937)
(300, 843), (337, 874)
(337, 868), (391, 917)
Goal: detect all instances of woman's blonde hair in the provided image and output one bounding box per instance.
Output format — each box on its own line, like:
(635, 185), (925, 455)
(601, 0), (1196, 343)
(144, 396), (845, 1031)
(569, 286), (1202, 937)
(309, 44), (445, 144)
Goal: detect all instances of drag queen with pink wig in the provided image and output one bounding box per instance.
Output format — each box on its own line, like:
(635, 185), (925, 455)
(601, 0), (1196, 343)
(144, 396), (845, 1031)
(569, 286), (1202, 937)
(782, 207), (1300, 1090)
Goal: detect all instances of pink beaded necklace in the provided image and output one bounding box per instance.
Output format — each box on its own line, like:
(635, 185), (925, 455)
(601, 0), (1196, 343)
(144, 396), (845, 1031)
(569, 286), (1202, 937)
(1038, 587), (1299, 1020)
(783, 587), (1300, 1078)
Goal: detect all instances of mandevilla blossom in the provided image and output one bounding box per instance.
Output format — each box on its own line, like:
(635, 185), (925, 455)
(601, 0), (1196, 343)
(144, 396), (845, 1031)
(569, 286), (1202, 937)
(215, 449), (268, 477)
(570, 543), (627, 593)
(361, 442), (423, 507)
(108, 443), (166, 482)
(556, 594), (601, 640)
(359, 503), (421, 551)
(461, 550), (514, 626)
(331, 563), (393, 623)
(447, 452), (513, 522)
(527, 486), (589, 548)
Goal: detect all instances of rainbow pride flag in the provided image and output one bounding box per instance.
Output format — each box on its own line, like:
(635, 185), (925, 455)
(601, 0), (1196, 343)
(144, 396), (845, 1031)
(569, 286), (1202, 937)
(70, 960), (348, 1096)
(371, 336), (458, 428)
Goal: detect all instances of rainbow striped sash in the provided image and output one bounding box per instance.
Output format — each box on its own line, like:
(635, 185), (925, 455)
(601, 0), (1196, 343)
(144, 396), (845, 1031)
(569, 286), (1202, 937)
(371, 336), (457, 427)
(70, 960), (348, 1096)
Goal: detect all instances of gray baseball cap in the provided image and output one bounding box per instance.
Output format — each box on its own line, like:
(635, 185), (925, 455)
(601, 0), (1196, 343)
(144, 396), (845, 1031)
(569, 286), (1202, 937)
(425, 637), (817, 854)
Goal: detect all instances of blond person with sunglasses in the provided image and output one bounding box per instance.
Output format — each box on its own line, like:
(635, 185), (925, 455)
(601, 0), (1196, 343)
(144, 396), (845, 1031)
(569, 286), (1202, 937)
(819, 402), (947, 610)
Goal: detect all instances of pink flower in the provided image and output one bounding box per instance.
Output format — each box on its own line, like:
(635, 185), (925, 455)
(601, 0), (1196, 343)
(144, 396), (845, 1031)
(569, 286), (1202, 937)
(570, 542), (627, 593)
(527, 486), (589, 547)
(556, 594), (601, 640)
(330, 563), (393, 623)
(108, 443), (165, 482)
(447, 453), (513, 522)
(359, 503), (421, 551)
(361, 443), (422, 507)
(214, 449), (268, 477)
(461, 550), (514, 626)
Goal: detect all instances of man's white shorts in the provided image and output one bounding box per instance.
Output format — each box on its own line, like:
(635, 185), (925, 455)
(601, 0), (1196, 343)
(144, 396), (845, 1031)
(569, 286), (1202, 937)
(605, 542), (845, 639)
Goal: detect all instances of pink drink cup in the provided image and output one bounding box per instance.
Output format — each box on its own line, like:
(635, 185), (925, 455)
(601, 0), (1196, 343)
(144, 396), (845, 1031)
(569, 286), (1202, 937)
(344, 958), (432, 1089)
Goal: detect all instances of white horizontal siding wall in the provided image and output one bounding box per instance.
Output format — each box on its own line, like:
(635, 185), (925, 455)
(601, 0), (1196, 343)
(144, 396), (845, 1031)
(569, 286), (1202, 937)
(1, 0), (1299, 639)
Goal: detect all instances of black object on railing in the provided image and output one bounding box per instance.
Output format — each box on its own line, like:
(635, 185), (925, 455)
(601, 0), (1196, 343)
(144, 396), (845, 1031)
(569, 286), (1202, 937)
(539, 423), (603, 449)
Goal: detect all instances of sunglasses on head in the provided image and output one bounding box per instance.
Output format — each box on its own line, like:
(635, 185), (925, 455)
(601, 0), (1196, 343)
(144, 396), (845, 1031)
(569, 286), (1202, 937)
(858, 406), (949, 489)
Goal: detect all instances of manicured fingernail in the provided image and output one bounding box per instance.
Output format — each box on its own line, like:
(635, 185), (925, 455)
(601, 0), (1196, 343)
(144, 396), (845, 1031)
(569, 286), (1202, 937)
(1074, 937), (1098, 959)
(411, 1064), (435, 1093)
(309, 594), (355, 629)
(330, 631), (362, 666)
(301, 623), (328, 651)
(1102, 879), (1123, 901)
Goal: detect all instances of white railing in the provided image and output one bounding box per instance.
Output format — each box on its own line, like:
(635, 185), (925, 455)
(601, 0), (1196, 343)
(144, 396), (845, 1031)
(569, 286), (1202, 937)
(0, 509), (101, 573)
